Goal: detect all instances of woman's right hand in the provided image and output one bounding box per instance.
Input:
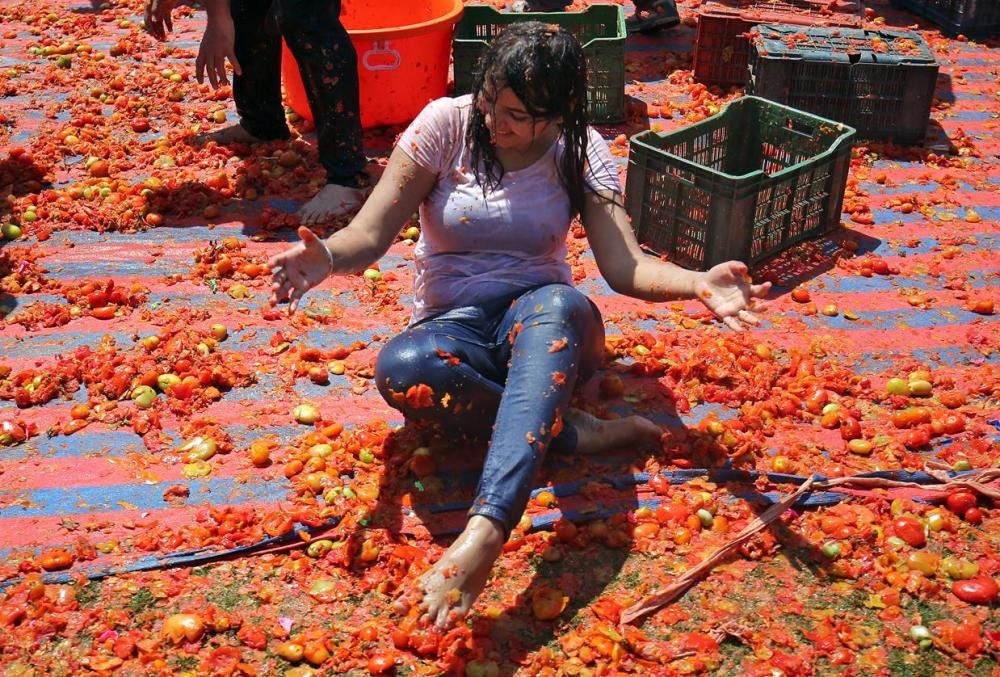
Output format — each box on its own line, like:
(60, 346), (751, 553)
(268, 226), (335, 313)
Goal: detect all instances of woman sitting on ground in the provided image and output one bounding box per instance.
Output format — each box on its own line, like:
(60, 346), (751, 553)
(268, 22), (769, 628)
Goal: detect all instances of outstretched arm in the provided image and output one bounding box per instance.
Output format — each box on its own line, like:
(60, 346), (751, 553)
(268, 145), (437, 313)
(582, 189), (770, 331)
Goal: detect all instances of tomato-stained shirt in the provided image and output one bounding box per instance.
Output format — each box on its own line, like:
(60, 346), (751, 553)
(397, 95), (620, 323)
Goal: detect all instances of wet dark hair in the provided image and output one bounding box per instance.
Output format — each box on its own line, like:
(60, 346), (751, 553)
(466, 22), (596, 217)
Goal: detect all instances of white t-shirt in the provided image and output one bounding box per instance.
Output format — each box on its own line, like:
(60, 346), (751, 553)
(397, 95), (620, 323)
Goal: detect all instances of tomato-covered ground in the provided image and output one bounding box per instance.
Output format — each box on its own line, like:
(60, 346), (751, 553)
(0, 0), (997, 674)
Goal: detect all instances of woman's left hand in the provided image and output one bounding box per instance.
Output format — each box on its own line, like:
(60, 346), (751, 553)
(694, 261), (771, 331)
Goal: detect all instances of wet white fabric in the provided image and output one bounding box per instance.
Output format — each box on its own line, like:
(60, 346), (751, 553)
(397, 95), (620, 323)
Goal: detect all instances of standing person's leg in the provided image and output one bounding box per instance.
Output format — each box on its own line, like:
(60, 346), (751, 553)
(213, 0), (291, 145)
(275, 0), (368, 223)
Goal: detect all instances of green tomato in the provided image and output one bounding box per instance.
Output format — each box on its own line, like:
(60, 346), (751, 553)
(940, 557), (978, 580)
(55, 55), (71, 68)
(156, 373), (180, 391)
(885, 378), (909, 396)
(1, 223), (22, 240)
(306, 539), (334, 558)
(821, 541), (841, 559)
(293, 403), (321, 424)
(358, 449), (375, 464)
(21, 210), (37, 223)
(130, 385), (156, 409)
(178, 436), (218, 462)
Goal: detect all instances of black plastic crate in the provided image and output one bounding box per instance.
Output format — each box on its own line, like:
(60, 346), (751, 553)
(625, 97), (855, 271)
(693, 0), (863, 87)
(891, 0), (1000, 38)
(452, 4), (625, 123)
(747, 25), (939, 145)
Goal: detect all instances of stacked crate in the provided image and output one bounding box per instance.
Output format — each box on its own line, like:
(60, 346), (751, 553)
(693, 0), (863, 87)
(747, 25), (939, 144)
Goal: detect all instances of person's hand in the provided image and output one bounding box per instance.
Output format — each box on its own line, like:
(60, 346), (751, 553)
(195, 14), (241, 88)
(694, 261), (771, 331)
(268, 226), (335, 314)
(144, 0), (177, 41)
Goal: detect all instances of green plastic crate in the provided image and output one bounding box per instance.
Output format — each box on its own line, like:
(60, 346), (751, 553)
(452, 4), (625, 123)
(625, 96), (856, 271)
(748, 25), (938, 145)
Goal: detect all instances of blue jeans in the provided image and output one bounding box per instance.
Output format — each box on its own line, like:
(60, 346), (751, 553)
(375, 284), (605, 535)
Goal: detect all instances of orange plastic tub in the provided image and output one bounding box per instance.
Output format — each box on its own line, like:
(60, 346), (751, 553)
(281, 0), (463, 130)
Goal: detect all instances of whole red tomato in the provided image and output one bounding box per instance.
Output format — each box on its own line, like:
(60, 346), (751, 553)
(839, 416), (861, 441)
(891, 516), (926, 547)
(367, 653), (396, 674)
(963, 507), (983, 525)
(952, 577), (998, 605)
(946, 491), (977, 515)
(902, 428), (930, 449)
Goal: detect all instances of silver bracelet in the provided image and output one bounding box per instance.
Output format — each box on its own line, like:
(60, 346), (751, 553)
(321, 241), (336, 275)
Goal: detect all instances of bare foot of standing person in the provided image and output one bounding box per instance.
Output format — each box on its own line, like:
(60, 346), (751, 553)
(298, 183), (368, 224)
(564, 407), (661, 455)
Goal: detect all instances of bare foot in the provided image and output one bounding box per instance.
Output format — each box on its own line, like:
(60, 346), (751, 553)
(192, 123), (261, 147)
(564, 407), (661, 455)
(298, 183), (368, 225)
(403, 515), (505, 628)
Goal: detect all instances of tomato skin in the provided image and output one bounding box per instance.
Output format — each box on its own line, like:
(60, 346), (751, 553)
(891, 516), (926, 548)
(648, 472), (671, 496)
(951, 617), (982, 653)
(902, 428), (931, 449)
(37, 548), (74, 571)
(390, 627), (410, 650)
(938, 390), (966, 408)
(261, 512), (293, 537)
(952, 577), (998, 605)
(946, 491), (977, 515)
(655, 502), (690, 525)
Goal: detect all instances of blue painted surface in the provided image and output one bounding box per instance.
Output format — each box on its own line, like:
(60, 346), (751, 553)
(0, 476), (291, 518)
